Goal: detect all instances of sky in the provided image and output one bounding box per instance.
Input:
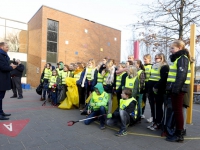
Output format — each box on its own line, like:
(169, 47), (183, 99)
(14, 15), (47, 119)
(0, 0), (151, 61)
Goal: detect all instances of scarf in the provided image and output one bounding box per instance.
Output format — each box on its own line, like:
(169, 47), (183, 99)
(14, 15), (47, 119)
(81, 67), (95, 87)
(0, 49), (10, 61)
(105, 66), (115, 85)
(74, 68), (83, 75)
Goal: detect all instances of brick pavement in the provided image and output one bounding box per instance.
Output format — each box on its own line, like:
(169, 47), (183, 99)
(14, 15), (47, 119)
(0, 90), (200, 150)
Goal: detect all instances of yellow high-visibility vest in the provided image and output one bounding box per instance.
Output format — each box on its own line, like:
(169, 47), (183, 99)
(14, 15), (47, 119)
(91, 91), (108, 110)
(120, 97), (138, 120)
(49, 76), (58, 88)
(43, 68), (52, 79)
(167, 55), (191, 84)
(144, 64), (152, 81)
(74, 71), (82, 81)
(61, 71), (69, 85)
(86, 68), (92, 81)
(116, 72), (126, 89)
(97, 72), (104, 83)
(125, 76), (137, 89)
(149, 64), (161, 81)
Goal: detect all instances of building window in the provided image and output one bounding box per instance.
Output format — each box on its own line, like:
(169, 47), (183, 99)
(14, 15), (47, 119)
(47, 19), (58, 63)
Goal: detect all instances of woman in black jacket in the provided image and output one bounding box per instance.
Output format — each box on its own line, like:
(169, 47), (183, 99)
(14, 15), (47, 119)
(166, 40), (191, 142)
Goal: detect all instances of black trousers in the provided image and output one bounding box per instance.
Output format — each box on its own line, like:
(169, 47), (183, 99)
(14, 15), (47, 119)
(148, 91), (164, 124)
(77, 84), (85, 105)
(12, 77), (23, 97)
(0, 91), (6, 115)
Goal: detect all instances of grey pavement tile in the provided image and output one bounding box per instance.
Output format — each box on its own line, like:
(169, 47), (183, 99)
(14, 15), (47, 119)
(38, 141), (66, 150)
(7, 134), (32, 144)
(78, 142), (105, 150)
(67, 147), (81, 150)
(95, 138), (119, 148)
(0, 136), (9, 146)
(28, 130), (50, 139)
(178, 140), (200, 150)
(22, 137), (47, 148)
(41, 134), (66, 144)
(25, 146), (40, 150)
(59, 138), (84, 149)
(0, 142), (25, 150)
(144, 138), (183, 150)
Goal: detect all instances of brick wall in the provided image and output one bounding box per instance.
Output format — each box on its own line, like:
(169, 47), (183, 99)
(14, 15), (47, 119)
(27, 6), (121, 87)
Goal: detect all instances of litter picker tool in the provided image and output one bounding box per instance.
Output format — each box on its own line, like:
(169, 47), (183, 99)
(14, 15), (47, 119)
(67, 114), (106, 126)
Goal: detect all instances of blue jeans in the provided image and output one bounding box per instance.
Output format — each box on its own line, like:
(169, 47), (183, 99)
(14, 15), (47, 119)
(0, 91), (6, 115)
(42, 81), (50, 99)
(84, 106), (106, 127)
(51, 90), (57, 104)
(137, 94), (143, 117)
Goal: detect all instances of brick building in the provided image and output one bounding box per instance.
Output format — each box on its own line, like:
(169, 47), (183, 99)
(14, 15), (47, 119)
(27, 5), (121, 87)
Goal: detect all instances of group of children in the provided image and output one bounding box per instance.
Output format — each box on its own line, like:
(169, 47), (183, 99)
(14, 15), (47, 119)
(39, 39), (191, 142)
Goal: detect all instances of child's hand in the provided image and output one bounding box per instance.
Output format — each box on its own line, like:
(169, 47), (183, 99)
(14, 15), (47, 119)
(90, 103), (95, 107)
(107, 113), (112, 119)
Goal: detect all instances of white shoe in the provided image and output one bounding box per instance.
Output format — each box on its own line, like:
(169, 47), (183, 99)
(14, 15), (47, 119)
(141, 115), (145, 119)
(147, 122), (154, 129)
(146, 117), (153, 123)
(150, 124), (157, 131)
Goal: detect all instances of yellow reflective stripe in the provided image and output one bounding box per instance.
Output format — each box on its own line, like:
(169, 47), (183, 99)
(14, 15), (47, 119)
(97, 73), (103, 83)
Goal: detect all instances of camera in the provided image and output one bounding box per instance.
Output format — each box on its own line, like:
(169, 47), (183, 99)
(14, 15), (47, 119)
(13, 58), (18, 65)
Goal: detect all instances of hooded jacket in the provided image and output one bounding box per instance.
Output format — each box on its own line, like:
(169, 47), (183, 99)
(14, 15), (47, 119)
(166, 49), (190, 94)
(88, 83), (109, 111)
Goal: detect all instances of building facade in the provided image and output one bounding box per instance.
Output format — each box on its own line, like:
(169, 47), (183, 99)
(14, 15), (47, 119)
(27, 5), (121, 87)
(0, 17), (27, 83)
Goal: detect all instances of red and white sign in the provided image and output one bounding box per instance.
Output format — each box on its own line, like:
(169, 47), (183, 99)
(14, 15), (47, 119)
(0, 119), (29, 137)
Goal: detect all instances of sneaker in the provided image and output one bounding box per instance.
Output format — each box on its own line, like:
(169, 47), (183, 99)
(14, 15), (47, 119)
(100, 126), (106, 130)
(141, 115), (145, 119)
(146, 117), (153, 123)
(150, 124), (158, 131)
(147, 122), (154, 129)
(115, 130), (127, 136)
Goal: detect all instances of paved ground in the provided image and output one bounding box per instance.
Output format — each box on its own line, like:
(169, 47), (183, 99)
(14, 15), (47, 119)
(0, 89), (200, 150)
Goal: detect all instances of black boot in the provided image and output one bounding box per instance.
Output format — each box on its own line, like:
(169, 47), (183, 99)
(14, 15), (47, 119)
(166, 130), (184, 142)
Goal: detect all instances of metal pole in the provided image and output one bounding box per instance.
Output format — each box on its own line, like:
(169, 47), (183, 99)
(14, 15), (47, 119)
(187, 24), (196, 124)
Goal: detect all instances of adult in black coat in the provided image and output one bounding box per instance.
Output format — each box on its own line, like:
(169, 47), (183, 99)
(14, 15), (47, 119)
(0, 42), (17, 120)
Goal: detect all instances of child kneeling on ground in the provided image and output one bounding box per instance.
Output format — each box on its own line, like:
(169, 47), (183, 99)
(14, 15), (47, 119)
(107, 87), (138, 136)
(84, 83), (108, 130)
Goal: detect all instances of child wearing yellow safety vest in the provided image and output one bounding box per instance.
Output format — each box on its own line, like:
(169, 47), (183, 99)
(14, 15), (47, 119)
(49, 70), (60, 106)
(56, 62), (64, 78)
(102, 59), (116, 114)
(40, 63), (52, 101)
(142, 54), (153, 121)
(147, 53), (169, 131)
(165, 40), (191, 142)
(135, 60), (145, 123)
(74, 63), (85, 109)
(57, 65), (70, 103)
(84, 83), (109, 130)
(107, 88), (138, 136)
(114, 62), (127, 106)
(80, 59), (97, 104)
(123, 65), (139, 99)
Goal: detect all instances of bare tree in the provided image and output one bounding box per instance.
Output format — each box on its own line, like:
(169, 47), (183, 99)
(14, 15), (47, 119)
(6, 32), (19, 52)
(131, 0), (200, 57)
